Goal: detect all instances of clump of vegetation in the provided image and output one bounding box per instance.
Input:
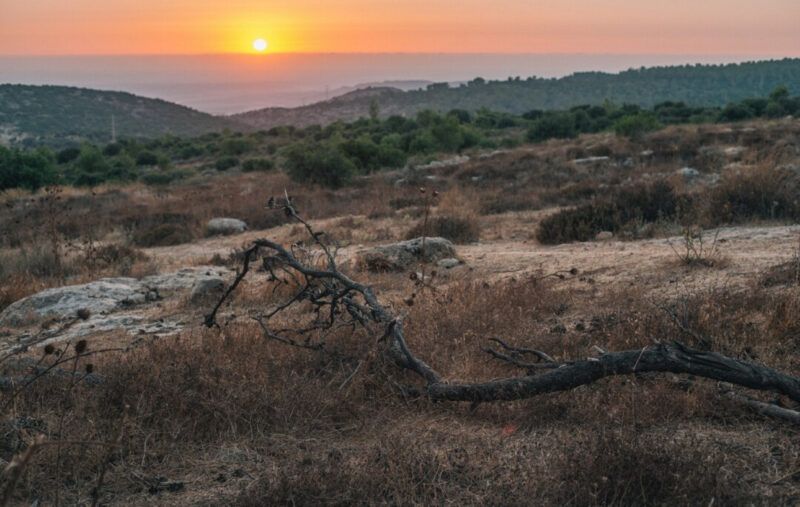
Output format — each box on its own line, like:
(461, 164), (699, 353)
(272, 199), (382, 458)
(705, 165), (800, 224)
(215, 156), (240, 171)
(405, 214), (480, 244)
(241, 157), (274, 172)
(537, 180), (680, 244)
(0, 146), (59, 191)
(131, 223), (194, 247)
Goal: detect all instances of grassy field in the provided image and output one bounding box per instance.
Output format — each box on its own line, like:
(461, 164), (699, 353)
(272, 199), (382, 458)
(1, 118), (800, 505)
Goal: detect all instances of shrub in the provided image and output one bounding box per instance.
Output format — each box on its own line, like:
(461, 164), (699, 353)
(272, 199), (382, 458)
(215, 156), (240, 171)
(241, 158), (274, 172)
(220, 138), (254, 156)
(284, 142), (356, 188)
(140, 170), (190, 186)
(405, 215), (480, 244)
(527, 113), (577, 142)
(537, 180), (679, 244)
(614, 112), (661, 139)
(0, 146), (59, 191)
(56, 147), (81, 164)
(135, 151), (160, 166)
(131, 223), (194, 247)
(705, 166), (800, 224)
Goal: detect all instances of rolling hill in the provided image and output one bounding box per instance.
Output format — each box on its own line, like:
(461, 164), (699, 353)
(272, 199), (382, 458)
(234, 58), (800, 130)
(0, 84), (244, 146)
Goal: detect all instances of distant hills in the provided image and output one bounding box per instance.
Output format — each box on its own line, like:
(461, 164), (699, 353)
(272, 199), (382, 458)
(0, 84), (242, 146)
(2, 59), (799, 145)
(234, 58), (800, 130)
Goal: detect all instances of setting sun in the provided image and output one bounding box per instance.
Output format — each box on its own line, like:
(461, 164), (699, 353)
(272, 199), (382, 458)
(252, 38), (268, 52)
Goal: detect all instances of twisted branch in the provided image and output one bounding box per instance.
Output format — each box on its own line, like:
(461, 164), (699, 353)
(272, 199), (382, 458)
(205, 201), (800, 415)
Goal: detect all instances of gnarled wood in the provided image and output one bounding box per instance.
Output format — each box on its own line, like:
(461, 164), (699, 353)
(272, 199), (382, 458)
(206, 200), (800, 416)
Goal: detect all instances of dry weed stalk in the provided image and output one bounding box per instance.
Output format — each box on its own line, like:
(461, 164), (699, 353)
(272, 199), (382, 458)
(204, 197), (800, 419)
(669, 226), (723, 267)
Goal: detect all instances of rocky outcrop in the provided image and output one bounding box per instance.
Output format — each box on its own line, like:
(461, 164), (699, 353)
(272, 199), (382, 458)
(360, 237), (456, 272)
(0, 267), (229, 328)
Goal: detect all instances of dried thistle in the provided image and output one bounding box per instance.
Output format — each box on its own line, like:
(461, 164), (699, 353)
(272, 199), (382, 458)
(75, 340), (88, 355)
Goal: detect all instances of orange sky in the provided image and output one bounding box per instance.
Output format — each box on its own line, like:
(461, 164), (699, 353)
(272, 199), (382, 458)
(1, 0), (799, 55)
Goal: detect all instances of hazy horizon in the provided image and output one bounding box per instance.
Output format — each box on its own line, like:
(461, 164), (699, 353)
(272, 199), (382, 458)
(1, 53), (792, 115)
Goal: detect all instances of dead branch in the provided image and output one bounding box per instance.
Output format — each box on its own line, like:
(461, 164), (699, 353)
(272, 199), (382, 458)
(206, 202), (800, 414)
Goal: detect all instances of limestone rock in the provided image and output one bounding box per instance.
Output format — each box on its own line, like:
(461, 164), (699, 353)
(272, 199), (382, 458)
(361, 237), (456, 272)
(206, 218), (247, 236)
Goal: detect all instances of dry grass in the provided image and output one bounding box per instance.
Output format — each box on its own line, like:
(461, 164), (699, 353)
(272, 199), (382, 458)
(3, 119), (800, 504)
(5, 271), (800, 504)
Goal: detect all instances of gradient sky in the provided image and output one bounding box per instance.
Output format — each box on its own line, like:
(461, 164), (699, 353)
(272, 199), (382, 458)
(1, 0), (799, 55)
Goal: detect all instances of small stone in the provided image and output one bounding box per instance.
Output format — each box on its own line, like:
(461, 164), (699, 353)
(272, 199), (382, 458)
(436, 258), (462, 269)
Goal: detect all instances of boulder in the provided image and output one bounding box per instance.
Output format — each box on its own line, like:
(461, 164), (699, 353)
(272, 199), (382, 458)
(0, 279), (152, 327)
(206, 218), (247, 236)
(0, 266), (231, 328)
(190, 277), (225, 303)
(361, 237), (456, 272)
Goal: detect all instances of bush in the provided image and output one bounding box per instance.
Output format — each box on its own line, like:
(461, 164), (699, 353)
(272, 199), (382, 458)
(405, 215), (480, 244)
(537, 180), (679, 244)
(131, 223), (194, 247)
(0, 146), (59, 191)
(614, 112), (661, 139)
(140, 170), (190, 186)
(56, 147), (81, 164)
(135, 151), (160, 166)
(284, 143), (356, 188)
(215, 156), (239, 171)
(527, 113), (577, 142)
(706, 166), (800, 224)
(241, 158), (274, 172)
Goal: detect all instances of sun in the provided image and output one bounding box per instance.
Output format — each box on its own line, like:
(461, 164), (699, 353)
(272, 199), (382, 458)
(252, 38), (268, 52)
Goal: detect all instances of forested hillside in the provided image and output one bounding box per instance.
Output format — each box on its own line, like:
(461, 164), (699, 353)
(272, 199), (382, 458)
(235, 59), (800, 129)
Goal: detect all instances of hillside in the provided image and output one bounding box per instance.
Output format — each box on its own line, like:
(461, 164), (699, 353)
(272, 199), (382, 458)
(0, 84), (244, 146)
(235, 58), (800, 129)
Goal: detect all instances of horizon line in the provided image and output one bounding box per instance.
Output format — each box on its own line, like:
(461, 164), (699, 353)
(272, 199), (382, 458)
(2, 51), (800, 58)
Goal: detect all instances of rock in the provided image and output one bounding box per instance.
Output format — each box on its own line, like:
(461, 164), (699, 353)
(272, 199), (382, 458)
(436, 258), (462, 270)
(206, 218), (247, 236)
(0, 266), (231, 328)
(723, 146), (746, 158)
(677, 167), (700, 180)
(190, 277), (225, 303)
(572, 156), (610, 165)
(640, 150), (654, 157)
(0, 279), (151, 327)
(595, 231), (614, 241)
(361, 237), (456, 272)
(417, 155), (469, 171)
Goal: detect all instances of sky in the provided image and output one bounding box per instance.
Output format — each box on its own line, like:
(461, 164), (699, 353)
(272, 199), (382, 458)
(1, 0), (799, 56)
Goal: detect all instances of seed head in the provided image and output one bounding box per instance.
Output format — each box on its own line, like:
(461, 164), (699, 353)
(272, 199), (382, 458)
(75, 340), (88, 354)
(85, 364), (94, 374)
(43, 344), (55, 355)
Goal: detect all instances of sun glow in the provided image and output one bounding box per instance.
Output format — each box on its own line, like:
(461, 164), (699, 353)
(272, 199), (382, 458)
(252, 38), (268, 52)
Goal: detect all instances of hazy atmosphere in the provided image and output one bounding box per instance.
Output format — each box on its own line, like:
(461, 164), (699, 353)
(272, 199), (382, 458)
(2, 1), (800, 506)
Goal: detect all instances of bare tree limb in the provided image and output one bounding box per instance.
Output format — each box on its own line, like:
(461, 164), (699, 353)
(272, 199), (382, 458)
(206, 204), (800, 413)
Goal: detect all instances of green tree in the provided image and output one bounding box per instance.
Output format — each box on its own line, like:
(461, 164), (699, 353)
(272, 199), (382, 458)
(284, 143), (356, 188)
(0, 146), (59, 191)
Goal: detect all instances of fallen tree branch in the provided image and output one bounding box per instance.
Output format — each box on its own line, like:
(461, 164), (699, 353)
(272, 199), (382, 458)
(206, 201), (800, 412)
